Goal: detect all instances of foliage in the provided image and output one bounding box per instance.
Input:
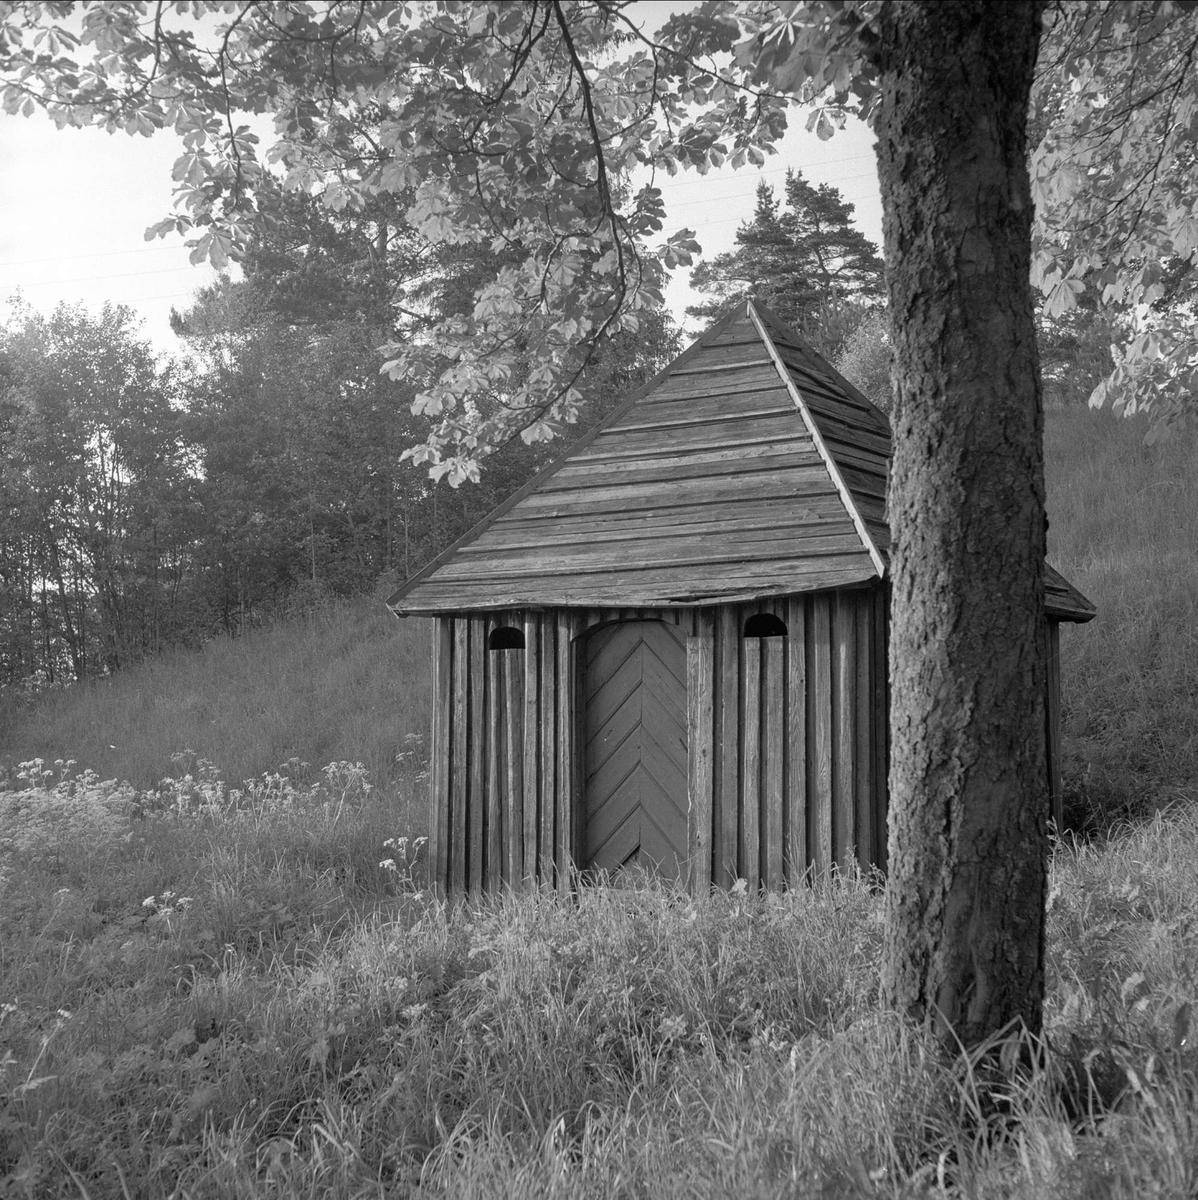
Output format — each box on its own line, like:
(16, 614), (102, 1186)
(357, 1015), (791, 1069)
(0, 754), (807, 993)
(0, 1), (786, 480)
(0, 396), (1190, 1191)
(0, 205), (678, 680)
(834, 305), (891, 409)
(1031, 1), (1198, 435)
(0, 299), (195, 682)
(2, 2), (1192, 436)
(0, 759), (138, 887)
(1037, 289), (1120, 410)
(688, 170), (885, 359)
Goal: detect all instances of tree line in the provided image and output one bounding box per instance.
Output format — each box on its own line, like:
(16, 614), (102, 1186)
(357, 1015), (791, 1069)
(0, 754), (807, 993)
(0, 191), (682, 686)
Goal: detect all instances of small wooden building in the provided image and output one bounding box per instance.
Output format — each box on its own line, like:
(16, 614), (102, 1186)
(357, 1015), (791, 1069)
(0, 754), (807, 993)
(388, 300), (1095, 898)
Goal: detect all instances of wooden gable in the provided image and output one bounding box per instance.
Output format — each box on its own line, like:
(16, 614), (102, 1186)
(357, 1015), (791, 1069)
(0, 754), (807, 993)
(389, 300), (888, 615)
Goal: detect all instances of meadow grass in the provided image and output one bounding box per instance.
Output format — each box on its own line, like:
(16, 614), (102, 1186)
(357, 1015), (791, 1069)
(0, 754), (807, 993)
(1, 405), (1197, 1197)
(0, 596), (433, 796)
(2, 775), (1197, 1199)
(1045, 406), (1198, 828)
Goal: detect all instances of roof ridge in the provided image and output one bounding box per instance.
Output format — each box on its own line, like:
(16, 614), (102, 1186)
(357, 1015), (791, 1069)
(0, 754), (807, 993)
(746, 300), (887, 579)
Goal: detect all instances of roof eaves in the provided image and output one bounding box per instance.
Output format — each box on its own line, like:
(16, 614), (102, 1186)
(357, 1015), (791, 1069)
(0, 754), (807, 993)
(747, 300), (887, 580)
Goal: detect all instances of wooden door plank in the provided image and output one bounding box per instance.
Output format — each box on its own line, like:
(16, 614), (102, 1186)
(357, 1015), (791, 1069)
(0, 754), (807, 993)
(582, 620), (689, 879)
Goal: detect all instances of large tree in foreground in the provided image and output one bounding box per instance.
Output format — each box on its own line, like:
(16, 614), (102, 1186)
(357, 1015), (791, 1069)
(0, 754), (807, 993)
(872, 2), (1048, 1044)
(4, 0), (1194, 1047)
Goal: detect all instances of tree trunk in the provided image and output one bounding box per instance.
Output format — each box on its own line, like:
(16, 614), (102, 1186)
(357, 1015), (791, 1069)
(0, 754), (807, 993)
(875, 0), (1049, 1046)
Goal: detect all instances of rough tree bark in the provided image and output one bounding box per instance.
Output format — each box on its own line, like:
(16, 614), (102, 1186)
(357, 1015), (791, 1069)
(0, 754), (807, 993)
(874, 0), (1049, 1046)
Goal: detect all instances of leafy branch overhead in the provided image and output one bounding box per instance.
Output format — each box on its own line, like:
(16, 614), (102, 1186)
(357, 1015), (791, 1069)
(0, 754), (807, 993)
(3, 0), (1196, 469)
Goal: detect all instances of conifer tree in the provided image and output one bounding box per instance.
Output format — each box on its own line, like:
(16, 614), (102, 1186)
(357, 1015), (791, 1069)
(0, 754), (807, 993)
(688, 169), (885, 356)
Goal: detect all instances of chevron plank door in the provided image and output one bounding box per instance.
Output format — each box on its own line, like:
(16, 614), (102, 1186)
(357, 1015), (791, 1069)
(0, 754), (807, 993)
(582, 621), (688, 881)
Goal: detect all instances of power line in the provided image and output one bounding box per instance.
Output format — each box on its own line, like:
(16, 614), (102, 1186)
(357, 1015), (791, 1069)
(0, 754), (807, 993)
(645, 153), (877, 194)
(0, 243), (188, 269)
(0, 264), (210, 288)
(665, 171), (880, 211)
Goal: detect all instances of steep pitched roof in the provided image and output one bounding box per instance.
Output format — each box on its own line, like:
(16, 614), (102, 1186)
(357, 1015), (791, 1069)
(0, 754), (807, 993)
(388, 299), (1095, 623)
(389, 300), (889, 614)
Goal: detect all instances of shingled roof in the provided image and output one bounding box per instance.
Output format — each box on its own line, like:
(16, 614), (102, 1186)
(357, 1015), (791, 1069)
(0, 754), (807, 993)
(388, 299), (1095, 623)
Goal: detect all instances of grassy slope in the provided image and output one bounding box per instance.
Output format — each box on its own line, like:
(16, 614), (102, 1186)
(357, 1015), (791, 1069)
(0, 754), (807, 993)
(1046, 407), (1198, 825)
(0, 598), (434, 798)
(2, 406), (1197, 1199)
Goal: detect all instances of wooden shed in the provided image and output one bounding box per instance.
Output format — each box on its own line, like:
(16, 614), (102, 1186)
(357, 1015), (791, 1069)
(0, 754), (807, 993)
(388, 300), (1095, 899)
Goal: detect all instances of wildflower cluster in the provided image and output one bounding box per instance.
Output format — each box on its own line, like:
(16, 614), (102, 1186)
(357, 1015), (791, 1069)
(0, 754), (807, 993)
(0, 759), (138, 876)
(145, 753), (229, 820)
(380, 835), (428, 892)
(395, 732), (429, 784)
(143, 755), (377, 833)
(142, 890), (194, 924)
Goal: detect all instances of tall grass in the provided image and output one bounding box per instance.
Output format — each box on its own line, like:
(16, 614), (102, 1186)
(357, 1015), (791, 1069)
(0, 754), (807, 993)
(1046, 406), (1198, 827)
(0, 597), (433, 794)
(3, 789), (1197, 1198)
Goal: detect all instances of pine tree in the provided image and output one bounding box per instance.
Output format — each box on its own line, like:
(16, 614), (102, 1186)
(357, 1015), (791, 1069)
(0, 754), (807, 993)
(687, 170), (885, 356)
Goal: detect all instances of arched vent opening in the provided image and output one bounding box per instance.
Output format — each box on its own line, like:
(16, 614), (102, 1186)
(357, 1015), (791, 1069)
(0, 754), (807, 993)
(743, 613), (788, 639)
(488, 625), (525, 651)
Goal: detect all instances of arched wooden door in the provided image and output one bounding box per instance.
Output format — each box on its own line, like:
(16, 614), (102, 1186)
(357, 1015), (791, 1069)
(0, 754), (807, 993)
(582, 620), (688, 881)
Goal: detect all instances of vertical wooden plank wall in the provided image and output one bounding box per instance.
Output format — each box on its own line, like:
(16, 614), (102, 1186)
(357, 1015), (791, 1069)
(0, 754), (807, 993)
(698, 588), (888, 889)
(430, 610), (578, 898)
(428, 591), (891, 897)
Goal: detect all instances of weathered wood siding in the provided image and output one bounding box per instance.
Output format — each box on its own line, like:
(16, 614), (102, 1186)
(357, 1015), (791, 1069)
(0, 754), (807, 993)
(684, 589), (888, 891)
(429, 589), (890, 898)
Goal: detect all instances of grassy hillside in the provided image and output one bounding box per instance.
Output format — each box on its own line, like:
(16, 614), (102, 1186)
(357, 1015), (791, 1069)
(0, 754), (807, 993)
(0, 597), (433, 799)
(1045, 406), (1198, 827)
(2, 406), (1197, 1198)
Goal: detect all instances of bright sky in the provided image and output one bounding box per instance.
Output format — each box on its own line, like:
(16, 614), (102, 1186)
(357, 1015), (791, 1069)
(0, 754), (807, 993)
(0, 40), (882, 355)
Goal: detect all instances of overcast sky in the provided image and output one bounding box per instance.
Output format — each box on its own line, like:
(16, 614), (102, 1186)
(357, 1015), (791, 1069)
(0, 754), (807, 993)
(0, 57), (882, 355)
